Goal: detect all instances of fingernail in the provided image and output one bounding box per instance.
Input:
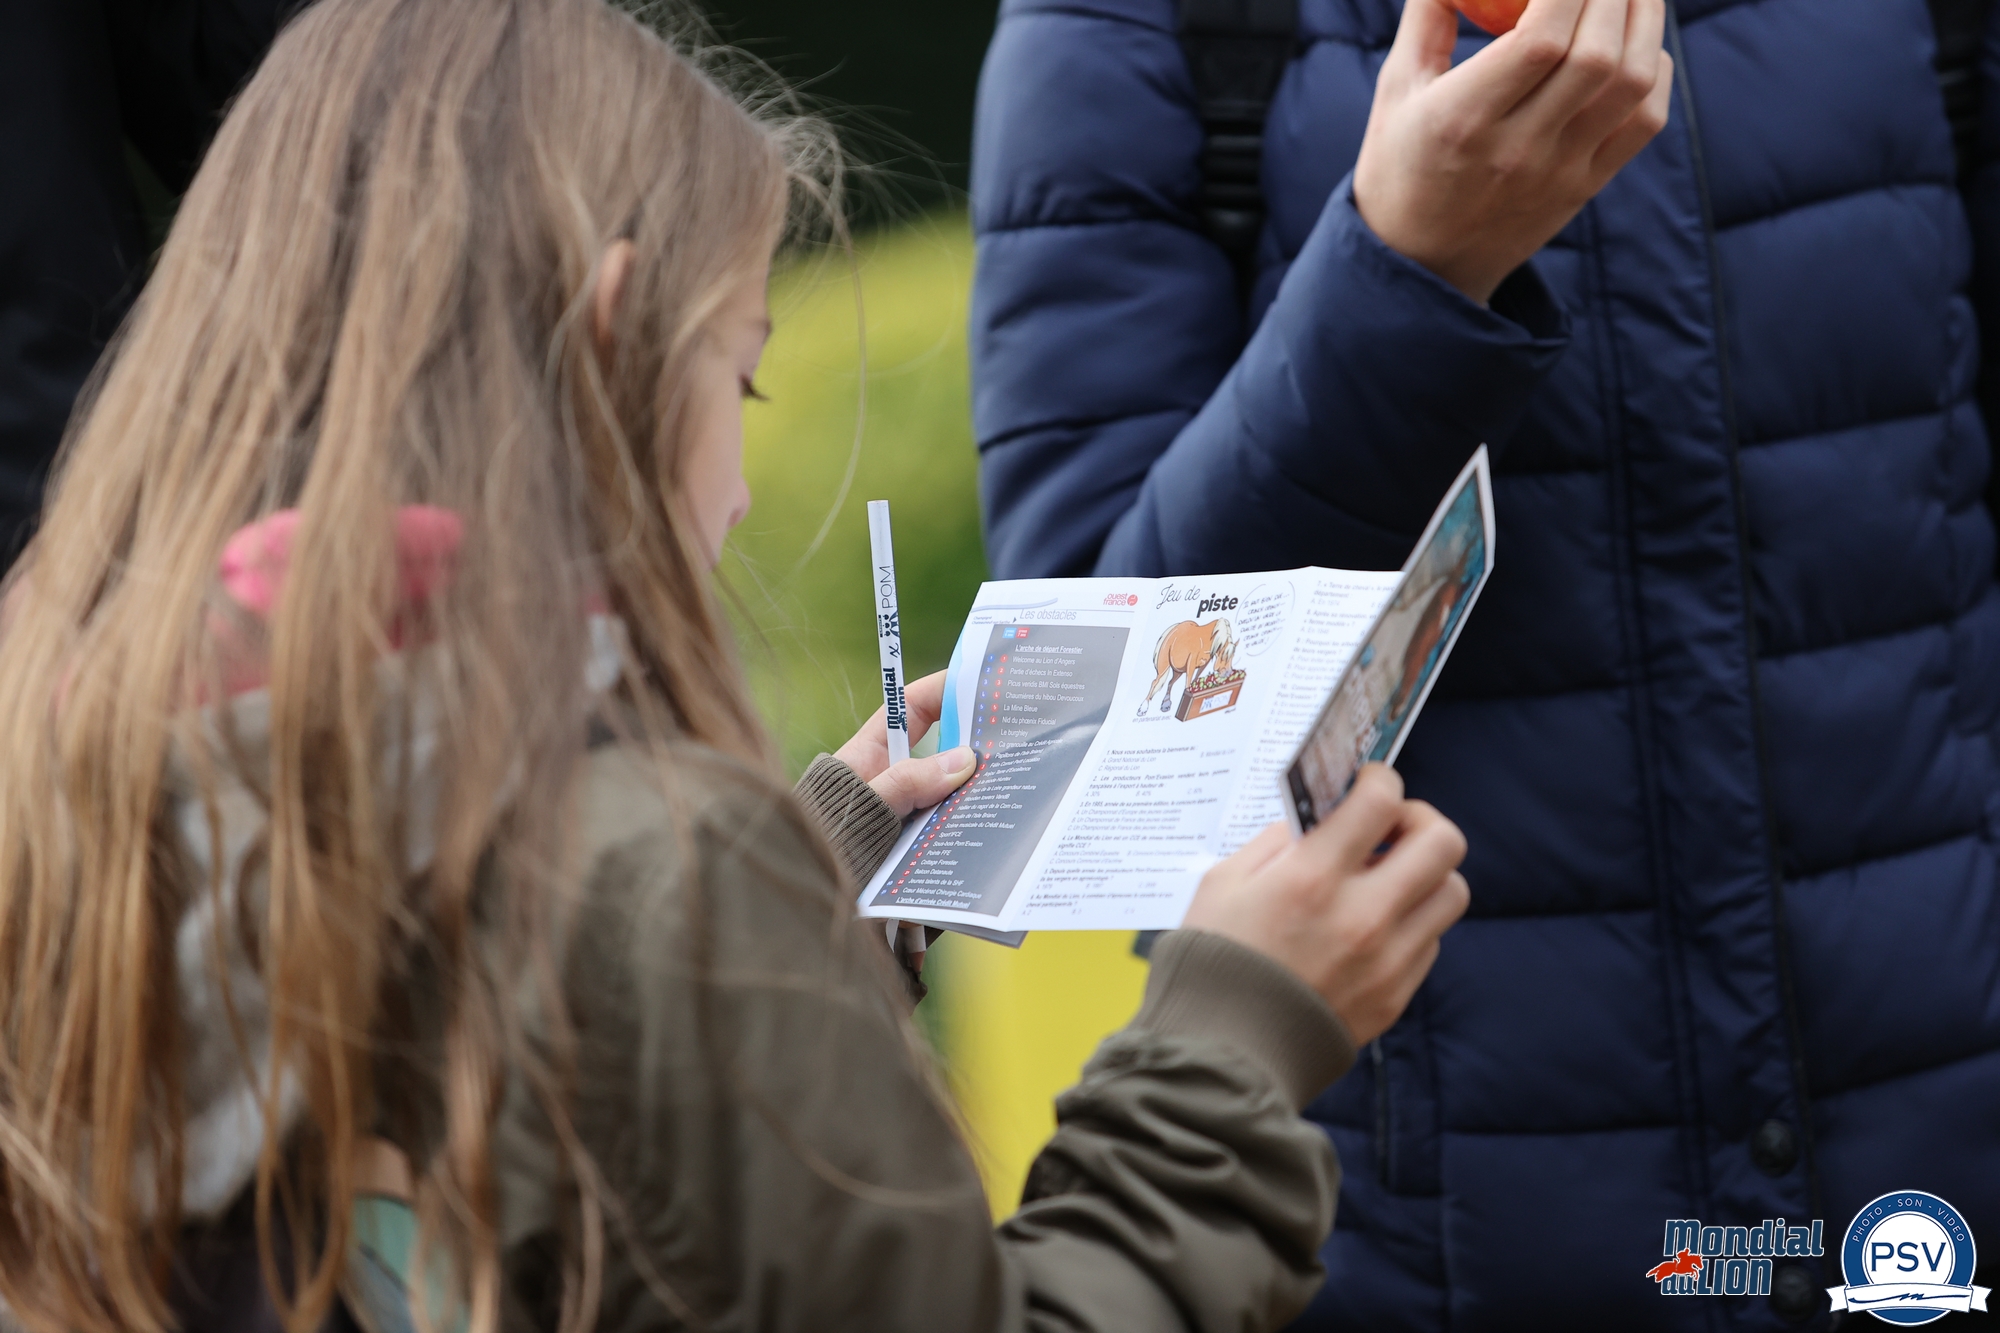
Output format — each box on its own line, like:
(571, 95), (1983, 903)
(937, 746), (975, 776)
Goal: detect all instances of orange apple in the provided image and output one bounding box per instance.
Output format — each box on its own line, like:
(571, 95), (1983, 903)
(1454, 0), (1529, 35)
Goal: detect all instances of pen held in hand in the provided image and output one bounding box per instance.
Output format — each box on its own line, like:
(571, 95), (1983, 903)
(868, 500), (910, 766)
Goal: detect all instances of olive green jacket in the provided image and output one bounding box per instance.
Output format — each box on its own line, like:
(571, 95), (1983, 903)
(163, 725), (1355, 1331)
(485, 743), (1357, 1332)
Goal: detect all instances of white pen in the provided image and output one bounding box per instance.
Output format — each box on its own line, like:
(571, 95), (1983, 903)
(868, 500), (910, 766)
(869, 502), (923, 961)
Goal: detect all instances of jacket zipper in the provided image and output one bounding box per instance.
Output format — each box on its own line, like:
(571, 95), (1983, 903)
(1665, 3), (1826, 1232)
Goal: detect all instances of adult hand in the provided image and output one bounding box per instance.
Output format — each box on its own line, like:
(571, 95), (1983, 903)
(835, 670), (977, 818)
(1352, 0), (1674, 305)
(1181, 765), (1470, 1045)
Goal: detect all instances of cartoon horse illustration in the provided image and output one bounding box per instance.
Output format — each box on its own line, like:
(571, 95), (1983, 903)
(1645, 1250), (1703, 1284)
(1141, 617), (1236, 715)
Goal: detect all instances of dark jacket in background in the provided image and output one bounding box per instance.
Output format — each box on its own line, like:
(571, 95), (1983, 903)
(971, 0), (2000, 1328)
(0, 0), (291, 559)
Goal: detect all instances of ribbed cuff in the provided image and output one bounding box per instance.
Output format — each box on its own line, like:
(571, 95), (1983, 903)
(794, 754), (902, 886)
(1130, 930), (1357, 1110)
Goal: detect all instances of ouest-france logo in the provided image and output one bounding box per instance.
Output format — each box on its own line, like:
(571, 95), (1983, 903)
(1828, 1191), (1989, 1324)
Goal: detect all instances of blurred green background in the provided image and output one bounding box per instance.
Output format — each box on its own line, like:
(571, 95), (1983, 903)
(704, 0), (999, 763)
(725, 217), (986, 773)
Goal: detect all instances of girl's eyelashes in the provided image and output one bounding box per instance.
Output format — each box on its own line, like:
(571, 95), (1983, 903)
(739, 375), (769, 403)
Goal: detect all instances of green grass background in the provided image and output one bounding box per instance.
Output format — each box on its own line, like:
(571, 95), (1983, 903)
(725, 213), (987, 772)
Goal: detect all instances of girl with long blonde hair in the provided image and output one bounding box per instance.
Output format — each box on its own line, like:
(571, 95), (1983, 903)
(0, 1), (1469, 1329)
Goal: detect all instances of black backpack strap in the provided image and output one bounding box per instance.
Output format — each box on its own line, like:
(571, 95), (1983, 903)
(1178, 0), (1299, 290)
(1930, 0), (1990, 184)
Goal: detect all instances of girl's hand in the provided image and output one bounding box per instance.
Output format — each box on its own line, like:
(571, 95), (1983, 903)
(836, 670), (977, 818)
(1181, 765), (1470, 1045)
(1352, 0), (1674, 305)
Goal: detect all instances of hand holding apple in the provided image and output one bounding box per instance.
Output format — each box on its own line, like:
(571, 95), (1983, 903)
(1352, 0), (1673, 305)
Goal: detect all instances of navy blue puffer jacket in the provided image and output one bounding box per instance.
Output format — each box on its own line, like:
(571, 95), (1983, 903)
(971, 1), (2000, 1328)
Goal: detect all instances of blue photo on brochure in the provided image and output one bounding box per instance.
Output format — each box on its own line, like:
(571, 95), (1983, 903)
(1284, 447), (1495, 833)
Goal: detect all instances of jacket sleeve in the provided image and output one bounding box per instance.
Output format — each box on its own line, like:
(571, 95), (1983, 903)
(793, 752), (902, 885)
(970, 0), (1570, 579)
(503, 745), (1354, 1333)
(999, 929), (1356, 1329)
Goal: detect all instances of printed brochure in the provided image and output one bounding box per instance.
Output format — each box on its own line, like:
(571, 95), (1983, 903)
(855, 447), (1494, 936)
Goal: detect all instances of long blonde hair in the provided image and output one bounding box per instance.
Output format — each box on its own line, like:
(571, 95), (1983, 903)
(0, 2), (817, 1329)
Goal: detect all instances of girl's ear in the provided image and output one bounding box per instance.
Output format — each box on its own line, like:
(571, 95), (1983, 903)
(592, 239), (637, 357)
